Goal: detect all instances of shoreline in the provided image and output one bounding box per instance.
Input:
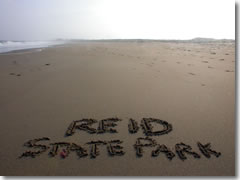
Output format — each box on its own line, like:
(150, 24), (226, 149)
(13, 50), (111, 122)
(0, 38), (235, 54)
(0, 41), (67, 54)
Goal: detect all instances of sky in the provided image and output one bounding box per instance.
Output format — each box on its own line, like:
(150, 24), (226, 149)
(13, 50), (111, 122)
(0, 0), (235, 41)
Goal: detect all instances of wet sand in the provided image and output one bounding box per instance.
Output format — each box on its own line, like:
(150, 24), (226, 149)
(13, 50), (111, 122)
(0, 41), (235, 176)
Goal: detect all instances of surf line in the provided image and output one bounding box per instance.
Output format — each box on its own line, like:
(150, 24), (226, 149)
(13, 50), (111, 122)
(19, 118), (221, 160)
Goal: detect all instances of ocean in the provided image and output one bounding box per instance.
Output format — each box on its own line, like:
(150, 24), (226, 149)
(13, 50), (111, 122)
(0, 40), (65, 53)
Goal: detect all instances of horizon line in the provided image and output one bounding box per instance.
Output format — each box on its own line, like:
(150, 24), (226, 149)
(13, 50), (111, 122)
(0, 37), (235, 42)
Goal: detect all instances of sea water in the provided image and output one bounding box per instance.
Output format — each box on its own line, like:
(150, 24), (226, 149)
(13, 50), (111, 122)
(0, 40), (65, 53)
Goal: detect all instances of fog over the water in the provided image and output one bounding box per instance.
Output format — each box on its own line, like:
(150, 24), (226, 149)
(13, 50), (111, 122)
(0, 0), (234, 41)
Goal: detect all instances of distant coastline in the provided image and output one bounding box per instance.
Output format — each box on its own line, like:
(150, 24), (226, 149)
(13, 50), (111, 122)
(0, 38), (234, 54)
(68, 37), (235, 43)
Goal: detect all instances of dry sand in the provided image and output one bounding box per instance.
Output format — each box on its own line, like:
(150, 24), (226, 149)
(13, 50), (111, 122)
(0, 41), (235, 176)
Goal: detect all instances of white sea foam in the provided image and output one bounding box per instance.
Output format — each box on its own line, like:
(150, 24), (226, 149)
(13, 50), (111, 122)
(0, 40), (65, 53)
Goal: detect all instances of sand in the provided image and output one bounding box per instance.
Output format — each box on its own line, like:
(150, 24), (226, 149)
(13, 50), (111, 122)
(0, 41), (235, 176)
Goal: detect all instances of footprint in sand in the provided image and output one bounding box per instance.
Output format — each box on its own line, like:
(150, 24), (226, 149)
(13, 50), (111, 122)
(225, 70), (234, 72)
(201, 84), (206, 86)
(202, 61), (208, 63)
(208, 66), (214, 69)
(188, 73), (195, 75)
(187, 64), (193, 66)
(219, 59), (224, 61)
(162, 60), (166, 62)
(45, 63), (50, 66)
(9, 73), (21, 76)
(176, 62), (181, 64)
(225, 53), (229, 55)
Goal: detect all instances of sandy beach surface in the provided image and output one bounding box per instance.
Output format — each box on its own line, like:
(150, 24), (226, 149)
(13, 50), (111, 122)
(0, 41), (235, 176)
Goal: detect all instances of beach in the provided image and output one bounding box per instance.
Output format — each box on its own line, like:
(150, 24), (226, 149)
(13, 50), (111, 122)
(0, 41), (235, 176)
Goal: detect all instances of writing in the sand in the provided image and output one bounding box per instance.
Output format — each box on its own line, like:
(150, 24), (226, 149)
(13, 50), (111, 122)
(19, 118), (221, 160)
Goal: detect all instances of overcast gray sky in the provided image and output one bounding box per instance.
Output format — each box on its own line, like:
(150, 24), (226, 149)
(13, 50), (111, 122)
(0, 0), (235, 41)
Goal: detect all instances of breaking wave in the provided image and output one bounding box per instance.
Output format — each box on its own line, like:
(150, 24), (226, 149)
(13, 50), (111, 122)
(0, 40), (65, 53)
